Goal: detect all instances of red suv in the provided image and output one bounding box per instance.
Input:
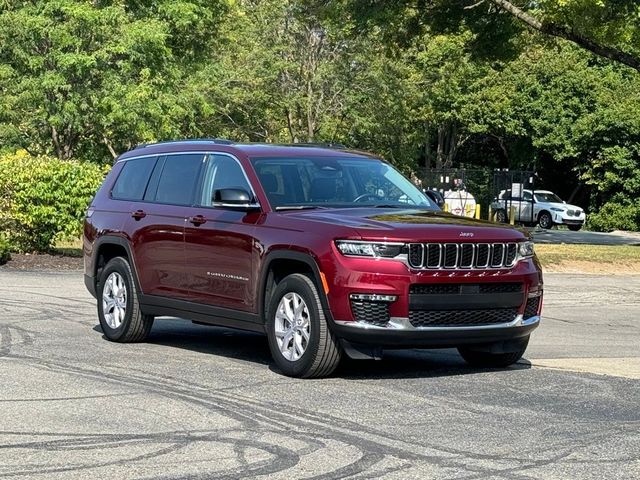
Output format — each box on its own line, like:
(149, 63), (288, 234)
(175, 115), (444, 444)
(84, 140), (543, 378)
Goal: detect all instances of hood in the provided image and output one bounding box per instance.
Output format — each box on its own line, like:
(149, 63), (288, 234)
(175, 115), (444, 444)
(542, 201), (582, 212)
(285, 208), (528, 243)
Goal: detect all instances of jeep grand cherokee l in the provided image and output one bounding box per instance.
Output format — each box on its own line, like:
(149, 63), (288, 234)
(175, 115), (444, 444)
(84, 139), (543, 378)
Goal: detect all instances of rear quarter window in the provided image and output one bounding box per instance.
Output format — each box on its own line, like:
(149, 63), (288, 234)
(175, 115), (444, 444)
(111, 157), (157, 201)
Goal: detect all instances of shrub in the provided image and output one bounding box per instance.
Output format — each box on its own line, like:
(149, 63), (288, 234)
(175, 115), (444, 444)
(0, 236), (10, 265)
(587, 198), (640, 232)
(0, 150), (109, 252)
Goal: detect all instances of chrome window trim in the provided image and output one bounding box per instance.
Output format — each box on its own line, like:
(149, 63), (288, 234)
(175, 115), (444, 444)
(202, 151), (261, 209)
(111, 150), (261, 210)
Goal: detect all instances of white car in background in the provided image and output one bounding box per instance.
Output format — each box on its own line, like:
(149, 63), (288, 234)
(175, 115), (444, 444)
(492, 189), (586, 231)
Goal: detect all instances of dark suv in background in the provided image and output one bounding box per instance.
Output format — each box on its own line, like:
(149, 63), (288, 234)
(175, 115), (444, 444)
(84, 139), (543, 378)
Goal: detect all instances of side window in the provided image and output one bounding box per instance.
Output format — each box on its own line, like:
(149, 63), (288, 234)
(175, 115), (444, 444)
(522, 191), (533, 202)
(153, 154), (204, 205)
(199, 155), (253, 207)
(111, 157), (157, 200)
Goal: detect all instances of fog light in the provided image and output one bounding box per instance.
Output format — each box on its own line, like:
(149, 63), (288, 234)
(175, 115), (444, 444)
(350, 293), (397, 302)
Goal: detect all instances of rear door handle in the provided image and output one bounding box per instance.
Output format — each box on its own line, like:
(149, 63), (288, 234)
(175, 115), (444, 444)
(188, 215), (207, 226)
(131, 209), (146, 220)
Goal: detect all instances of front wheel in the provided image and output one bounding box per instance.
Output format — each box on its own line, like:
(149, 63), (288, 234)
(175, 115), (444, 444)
(266, 273), (343, 378)
(538, 211), (553, 229)
(458, 337), (529, 368)
(567, 224), (582, 231)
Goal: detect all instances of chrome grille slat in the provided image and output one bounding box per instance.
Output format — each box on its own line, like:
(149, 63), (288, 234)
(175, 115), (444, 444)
(407, 242), (519, 270)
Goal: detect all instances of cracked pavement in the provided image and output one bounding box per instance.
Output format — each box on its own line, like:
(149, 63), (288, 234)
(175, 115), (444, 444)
(0, 271), (638, 479)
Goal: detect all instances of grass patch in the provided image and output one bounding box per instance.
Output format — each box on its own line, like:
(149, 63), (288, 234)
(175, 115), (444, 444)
(535, 244), (640, 273)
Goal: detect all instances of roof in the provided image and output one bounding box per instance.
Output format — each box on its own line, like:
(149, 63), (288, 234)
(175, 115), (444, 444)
(117, 139), (379, 162)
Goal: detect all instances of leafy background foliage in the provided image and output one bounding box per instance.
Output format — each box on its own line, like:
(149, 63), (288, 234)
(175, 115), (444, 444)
(0, 0), (638, 251)
(0, 151), (107, 252)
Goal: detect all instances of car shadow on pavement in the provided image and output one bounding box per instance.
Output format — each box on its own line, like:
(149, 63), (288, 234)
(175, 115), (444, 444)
(93, 319), (273, 365)
(336, 350), (532, 380)
(93, 319), (532, 379)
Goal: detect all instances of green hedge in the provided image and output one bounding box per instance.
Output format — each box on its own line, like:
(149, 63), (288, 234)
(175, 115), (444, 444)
(0, 151), (109, 252)
(587, 198), (640, 232)
(0, 236), (10, 265)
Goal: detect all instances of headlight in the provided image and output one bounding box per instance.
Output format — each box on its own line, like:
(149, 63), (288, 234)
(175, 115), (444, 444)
(550, 207), (564, 212)
(518, 241), (535, 259)
(335, 240), (405, 258)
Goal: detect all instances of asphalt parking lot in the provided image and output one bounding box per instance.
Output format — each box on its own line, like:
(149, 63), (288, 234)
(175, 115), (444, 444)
(0, 271), (638, 479)
(531, 228), (640, 245)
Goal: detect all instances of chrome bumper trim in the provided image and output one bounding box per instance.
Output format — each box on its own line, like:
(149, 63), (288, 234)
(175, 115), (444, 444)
(334, 315), (540, 332)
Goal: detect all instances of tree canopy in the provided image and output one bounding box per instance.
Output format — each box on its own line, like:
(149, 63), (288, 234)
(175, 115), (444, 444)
(0, 0), (638, 230)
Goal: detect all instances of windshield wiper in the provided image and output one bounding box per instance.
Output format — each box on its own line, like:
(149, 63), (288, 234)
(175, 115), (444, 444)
(372, 204), (411, 208)
(275, 205), (327, 211)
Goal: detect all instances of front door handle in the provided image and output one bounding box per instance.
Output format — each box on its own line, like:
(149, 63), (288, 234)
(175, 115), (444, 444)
(131, 209), (146, 220)
(188, 215), (207, 226)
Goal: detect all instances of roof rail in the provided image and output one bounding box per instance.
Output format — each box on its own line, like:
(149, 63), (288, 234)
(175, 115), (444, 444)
(286, 142), (347, 149)
(134, 138), (234, 149)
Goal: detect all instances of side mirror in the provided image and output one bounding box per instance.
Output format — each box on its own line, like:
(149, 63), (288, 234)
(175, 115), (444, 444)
(213, 188), (260, 210)
(424, 190), (445, 208)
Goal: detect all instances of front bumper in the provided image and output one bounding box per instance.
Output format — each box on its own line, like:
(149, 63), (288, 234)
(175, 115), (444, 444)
(553, 212), (585, 226)
(321, 247), (543, 348)
(331, 314), (539, 348)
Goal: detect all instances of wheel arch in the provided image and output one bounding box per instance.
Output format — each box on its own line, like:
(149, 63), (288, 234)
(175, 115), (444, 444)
(258, 250), (332, 325)
(91, 236), (143, 295)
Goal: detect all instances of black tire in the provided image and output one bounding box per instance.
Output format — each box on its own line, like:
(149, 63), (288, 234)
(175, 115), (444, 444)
(458, 337), (529, 368)
(97, 256), (154, 343)
(567, 224), (582, 231)
(538, 211), (553, 229)
(495, 209), (507, 223)
(266, 273), (343, 378)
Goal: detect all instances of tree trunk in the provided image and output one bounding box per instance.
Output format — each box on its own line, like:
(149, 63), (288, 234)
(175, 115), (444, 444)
(424, 122), (432, 171)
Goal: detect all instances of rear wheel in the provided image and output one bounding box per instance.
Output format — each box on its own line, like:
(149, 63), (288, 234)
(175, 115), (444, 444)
(266, 273), (343, 378)
(458, 337), (529, 368)
(495, 209), (507, 223)
(567, 224), (582, 231)
(97, 257), (154, 342)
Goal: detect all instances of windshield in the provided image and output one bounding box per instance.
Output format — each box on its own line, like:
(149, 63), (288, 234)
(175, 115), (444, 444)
(252, 156), (435, 210)
(535, 192), (563, 203)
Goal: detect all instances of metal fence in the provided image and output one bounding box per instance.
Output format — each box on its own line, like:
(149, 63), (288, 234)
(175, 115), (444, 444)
(418, 167), (537, 223)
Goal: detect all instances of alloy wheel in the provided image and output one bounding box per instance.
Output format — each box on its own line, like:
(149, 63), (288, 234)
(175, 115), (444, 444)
(102, 272), (127, 329)
(274, 292), (311, 361)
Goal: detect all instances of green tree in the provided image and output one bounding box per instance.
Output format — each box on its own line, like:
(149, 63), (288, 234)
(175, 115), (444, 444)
(0, 0), (227, 162)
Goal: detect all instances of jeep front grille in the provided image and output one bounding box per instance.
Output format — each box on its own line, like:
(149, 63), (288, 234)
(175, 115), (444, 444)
(407, 242), (518, 270)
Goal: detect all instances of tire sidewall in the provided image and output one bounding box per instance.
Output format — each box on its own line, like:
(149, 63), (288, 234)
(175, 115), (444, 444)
(97, 257), (135, 341)
(266, 275), (323, 377)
